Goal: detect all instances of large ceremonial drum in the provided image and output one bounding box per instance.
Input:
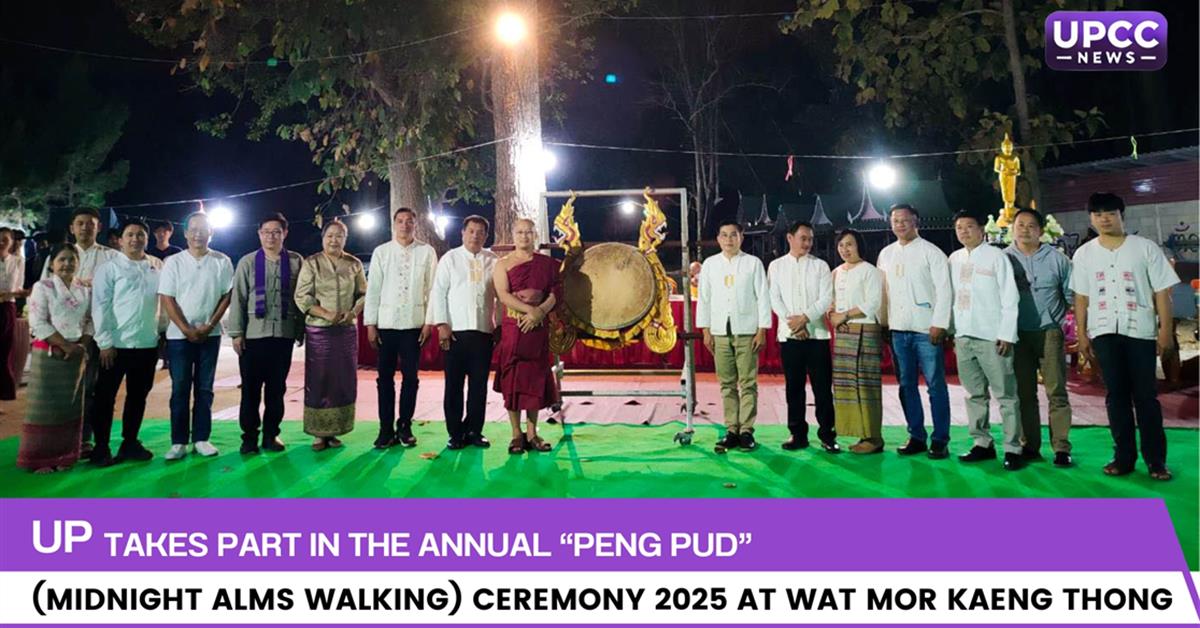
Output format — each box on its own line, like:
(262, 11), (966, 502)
(561, 242), (658, 331)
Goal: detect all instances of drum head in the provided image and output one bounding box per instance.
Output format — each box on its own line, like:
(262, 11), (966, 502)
(562, 243), (657, 331)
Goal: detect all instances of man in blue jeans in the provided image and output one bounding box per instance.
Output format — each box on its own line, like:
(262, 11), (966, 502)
(158, 212), (234, 461)
(876, 204), (954, 459)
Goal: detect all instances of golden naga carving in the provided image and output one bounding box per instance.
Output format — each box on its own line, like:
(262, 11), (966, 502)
(549, 187), (678, 355)
(994, 132), (1021, 228)
(552, 191), (583, 255)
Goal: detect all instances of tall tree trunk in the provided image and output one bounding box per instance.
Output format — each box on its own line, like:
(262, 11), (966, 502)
(692, 143), (706, 244)
(492, 0), (546, 246)
(691, 110), (719, 244)
(1001, 0), (1041, 209)
(388, 144), (445, 251)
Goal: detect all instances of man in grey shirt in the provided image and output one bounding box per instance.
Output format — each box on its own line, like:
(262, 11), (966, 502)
(228, 213), (305, 454)
(1005, 208), (1074, 467)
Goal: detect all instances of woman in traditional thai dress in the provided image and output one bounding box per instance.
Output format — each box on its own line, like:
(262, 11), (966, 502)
(0, 228), (29, 414)
(493, 218), (561, 454)
(828, 229), (886, 455)
(16, 244), (91, 472)
(294, 220), (367, 451)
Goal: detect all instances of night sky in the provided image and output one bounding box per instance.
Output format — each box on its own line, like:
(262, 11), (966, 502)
(2, 0), (1196, 262)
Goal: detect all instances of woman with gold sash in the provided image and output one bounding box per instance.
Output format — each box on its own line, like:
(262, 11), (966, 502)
(829, 229), (886, 454)
(294, 220), (367, 451)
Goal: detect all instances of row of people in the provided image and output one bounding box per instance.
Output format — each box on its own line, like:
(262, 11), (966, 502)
(11, 190), (1179, 482)
(697, 192), (1177, 480)
(11, 206), (562, 472)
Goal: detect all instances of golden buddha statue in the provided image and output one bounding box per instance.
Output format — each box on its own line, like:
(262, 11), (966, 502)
(994, 132), (1021, 228)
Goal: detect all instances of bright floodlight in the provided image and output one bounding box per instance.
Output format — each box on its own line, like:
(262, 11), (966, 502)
(867, 163), (897, 190)
(495, 12), (528, 45)
(435, 214), (450, 232)
(620, 200), (637, 216)
(354, 212), (377, 232)
(208, 204), (234, 229)
(541, 149), (558, 173)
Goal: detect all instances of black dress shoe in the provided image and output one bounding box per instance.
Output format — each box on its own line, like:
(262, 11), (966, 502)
(239, 443), (261, 455)
(1053, 452), (1073, 467)
(897, 440), (927, 456)
(467, 434), (491, 448)
(89, 447), (116, 468)
(262, 438), (286, 452)
(928, 442), (949, 460)
(446, 438), (466, 450)
(1003, 452), (1024, 471)
(958, 445), (998, 462)
(738, 431), (758, 451)
(714, 431), (739, 453)
(117, 441), (154, 462)
(394, 432), (418, 448)
(820, 439), (841, 454)
(781, 435), (809, 451)
(1020, 447), (1044, 462)
(373, 432), (396, 449)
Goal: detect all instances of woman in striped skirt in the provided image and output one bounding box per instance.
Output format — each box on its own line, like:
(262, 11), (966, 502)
(16, 244), (91, 473)
(828, 229), (886, 455)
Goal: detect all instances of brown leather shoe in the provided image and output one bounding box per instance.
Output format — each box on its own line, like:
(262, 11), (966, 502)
(850, 440), (884, 455)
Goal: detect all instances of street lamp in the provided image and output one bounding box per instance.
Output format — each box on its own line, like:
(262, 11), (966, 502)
(354, 212), (377, 233)
(207, 204), (234, 229)
(867, 162), (897, 190)
(428, 211), (451, 239)
(495, 12), (528, 46)
(541, 148), (558, 173)
(620, 200), (637, 216)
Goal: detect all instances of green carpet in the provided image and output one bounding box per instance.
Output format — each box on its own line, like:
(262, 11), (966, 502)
(1, 421), (1196, 568)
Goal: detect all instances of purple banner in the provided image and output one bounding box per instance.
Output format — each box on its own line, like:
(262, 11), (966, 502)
(0, 498), (1190, 572)
(1045, 11), (1168, 72)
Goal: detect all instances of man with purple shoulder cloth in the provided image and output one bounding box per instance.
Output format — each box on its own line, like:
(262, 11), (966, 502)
(228, 213), (305, 455)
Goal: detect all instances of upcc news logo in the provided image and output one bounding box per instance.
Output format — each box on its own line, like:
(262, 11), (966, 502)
(1045, 11), (1167, 71)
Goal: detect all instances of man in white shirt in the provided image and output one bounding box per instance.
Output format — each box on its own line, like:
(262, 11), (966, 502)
(1072, 192), (1179, 481)
(948, 212), (1023, 471)
(158, 212), (234, 460)
(89, 219), (164, 467)
(698, 220), (772, 452)
(768, 221), (837, 453)
(44, 208), (120, 453)
(429, 215), (499, 450)
(876, 203), (953, 459)
(41, 208), (120, 285)
(364, 207), (438, 449)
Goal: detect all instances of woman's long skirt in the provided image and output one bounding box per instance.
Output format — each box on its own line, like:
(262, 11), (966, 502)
(833, 323), (884, 442)
(0, 302), (17, 400)
(16, 349), (85, 469)
(303, 324), (357, 437)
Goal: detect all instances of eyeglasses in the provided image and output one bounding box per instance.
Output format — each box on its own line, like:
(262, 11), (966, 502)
(259, 230), (284, 237)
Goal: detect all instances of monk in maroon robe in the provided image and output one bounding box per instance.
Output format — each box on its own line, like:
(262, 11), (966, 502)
(493, 218), (560, 454)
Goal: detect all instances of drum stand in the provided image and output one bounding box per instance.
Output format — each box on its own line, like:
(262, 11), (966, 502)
(539, 188), (698, 446)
